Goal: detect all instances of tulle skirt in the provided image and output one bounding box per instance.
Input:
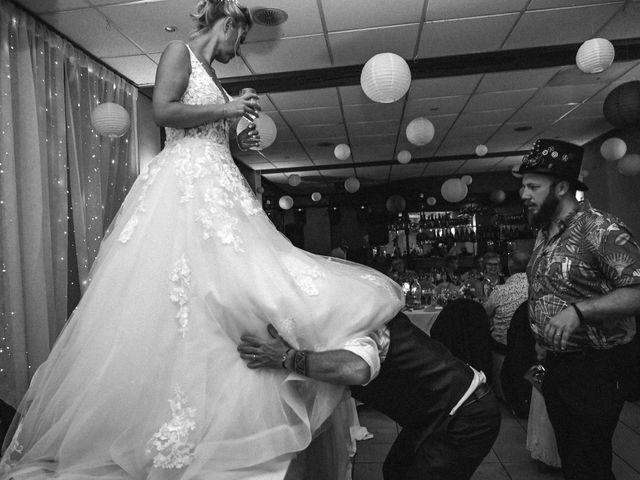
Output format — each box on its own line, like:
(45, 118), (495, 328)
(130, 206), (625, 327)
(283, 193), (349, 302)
(526, 389), (561, 468)
(0, 137), (403, 479)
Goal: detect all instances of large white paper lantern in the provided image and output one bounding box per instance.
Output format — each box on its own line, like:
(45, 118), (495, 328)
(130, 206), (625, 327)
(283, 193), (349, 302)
(237, 113), (277, 150)
(490, 189), (506, 204)
(360, 52), (411, 104)
(600, 137), (627, 162)
(475, 144), (488, 157)
(397, 150), (412, 164)
(576, 38), (615, 74)
(618, 154), (640, 176)
(278, 195), (293, 210)
(334, 143), (351, 161)
(461, 174), (473, 185)
(91, 102), (130, 138)
(406, 117), (435, 146)
(344, 176), (360, 193)
(441, 178), (468, 203)
(426, 196), (437, 206)
(311, 192), (322, 202)
(288, 174), (301, 187)
(603, 81), (640, 128)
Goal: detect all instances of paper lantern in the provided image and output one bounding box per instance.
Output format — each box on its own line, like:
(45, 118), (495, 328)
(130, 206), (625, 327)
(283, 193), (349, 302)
(461, 175), (473, 185)
(576, 38), (615, 74)
(397, 150), (411, 164)
(440, 178), (468, 203)
(580, 169), (589, 178)
(256, 186), (265, 194)
(490, 189), (506, 204)
(344, 176), (360, 193)
(512, 164), (523, 178)
(386, 195), (406, 214)
(600, 137), (627, 162)
(406, 117), (435, 146)
(334, 143), (351, 161)
(360, 52), (411, 104)
(475, 144), (488, 157)
(426, 196), (437, 206)
(603, 81), (640, 128)
(288, 174), (301, 187)
(237, 113), (277, 150)
(311, 192), (322, 202)
(91, 102), (130, 138)
(278, 195), (293, 210)
(618, 154), (640, 176)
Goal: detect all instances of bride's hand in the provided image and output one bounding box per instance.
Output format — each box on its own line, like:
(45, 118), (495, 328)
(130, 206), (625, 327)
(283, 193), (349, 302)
(237, 123), (261, 151)
(225, 92), (261, 119)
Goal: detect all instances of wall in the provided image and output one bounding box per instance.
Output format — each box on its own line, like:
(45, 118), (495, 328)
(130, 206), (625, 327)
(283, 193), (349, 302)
(136, 93), (161, 170)
(303, 207), (331, 255)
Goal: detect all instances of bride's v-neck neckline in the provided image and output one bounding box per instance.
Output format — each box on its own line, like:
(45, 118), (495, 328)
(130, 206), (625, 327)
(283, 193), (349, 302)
(185, 43), (229, 103)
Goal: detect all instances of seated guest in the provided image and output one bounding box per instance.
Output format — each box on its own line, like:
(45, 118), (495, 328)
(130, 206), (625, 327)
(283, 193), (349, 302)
(442, 254), (461, 285)
(471, 252), (503, 301)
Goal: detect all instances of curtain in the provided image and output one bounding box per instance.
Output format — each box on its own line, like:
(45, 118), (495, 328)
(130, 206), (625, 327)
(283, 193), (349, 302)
(0, 0), (138, 406)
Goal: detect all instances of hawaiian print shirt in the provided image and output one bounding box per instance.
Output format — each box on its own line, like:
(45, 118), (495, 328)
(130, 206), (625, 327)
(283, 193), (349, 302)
(528, 200), (640, 351)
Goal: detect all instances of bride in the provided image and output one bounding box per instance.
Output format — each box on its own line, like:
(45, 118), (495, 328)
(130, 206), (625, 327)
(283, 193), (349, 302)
(0, 1), (403, 479)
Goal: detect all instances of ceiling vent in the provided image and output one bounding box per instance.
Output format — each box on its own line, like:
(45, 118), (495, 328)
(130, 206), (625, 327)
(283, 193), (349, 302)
(252, 7), (288, 27)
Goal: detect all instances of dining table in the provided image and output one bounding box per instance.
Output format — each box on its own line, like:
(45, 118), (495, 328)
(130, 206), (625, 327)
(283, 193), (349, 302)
(402, 305), (443, 334)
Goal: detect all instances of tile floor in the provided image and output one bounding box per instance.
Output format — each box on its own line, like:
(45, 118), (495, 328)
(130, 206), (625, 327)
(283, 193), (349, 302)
(352, 400), (640, 480)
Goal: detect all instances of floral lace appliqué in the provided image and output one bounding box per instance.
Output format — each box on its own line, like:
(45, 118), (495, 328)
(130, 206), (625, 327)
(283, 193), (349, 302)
(360, 273), (395, 295)
(0, 420), (24, 467)
(147, 387), (196, 469)
(285, 258), (325, 296)
(169, 255), (191, 337)
(196, 188), (244, 252)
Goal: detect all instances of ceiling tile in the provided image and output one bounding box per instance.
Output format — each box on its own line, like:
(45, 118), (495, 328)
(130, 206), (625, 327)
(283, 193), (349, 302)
(464, 89), (537, 111)
(405, 95), (470, 117)
(423, 160), (466, 175)
(418, 14), (519, 57)
(347, 120), (400, 137)
(241, 0), (323, 42)
(509, 104), (576, 123)
(355, 166), (392, 180)
(477, 67), (561, 93)
(409, 75), (482, 99)
(343, 102), (404, 123)
(547, 63), (636, 87)
(351, 141), (396, 162)
(457, 157), (503, 173)
(293, 123), (347, 140)
(328, 24), (419, 66)
(528, 0), (625, 10)
(599, 2), (640, 40)
(389, 163), (426, 180)
(503, 4), (622, 49)
(280, 106), (342, 126)
(269, 88), (339, 110)
(242, 36), (331, 74)
(13, 0), (89, 13)
(322, 0), (425, 31)
(42, 9), (141, 57)
(338, 85), (376, 105)
(529, 83), (603, 105)
(426, 0), (529, 20)
(102, 54), (158, 85)
(455, 109), (515, 127)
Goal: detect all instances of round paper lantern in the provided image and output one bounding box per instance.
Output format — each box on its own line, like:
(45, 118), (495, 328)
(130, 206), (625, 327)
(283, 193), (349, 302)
(426, 196), (437, 206)
(386, 195), (406, 214)
(580, 169), (590, 178)
(512, 164), (523, 178)
(360, 52), (411, 104)
(461, 174), (473, 185)
(91, 102), (130, 138)
(603, 81), (640, 128)
(256, 186), (265, 194)
(618, 154), (640, 176)
(397, 150), (411, 164)
(334, 143), (351, 161)
(344, 176), (361, 193)
(475, 144), (488, 157)
(440, 178), (468, 203)
(406, 117), (435, 146)
(278, 195), (293, 210)
(576, 38), (615, 74)
(490, 189), (506, 204)
(311, 192), (322, 202)
(600, 137), (627, 162)
(288, 174), (301, 187)
(237, 113), (277, 150)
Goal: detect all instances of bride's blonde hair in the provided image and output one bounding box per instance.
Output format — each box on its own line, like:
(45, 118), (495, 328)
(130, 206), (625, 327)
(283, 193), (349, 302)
(191, 0), (252, 36)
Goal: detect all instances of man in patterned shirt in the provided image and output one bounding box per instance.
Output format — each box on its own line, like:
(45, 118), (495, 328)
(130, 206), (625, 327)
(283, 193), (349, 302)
(516, 138), (640, 480)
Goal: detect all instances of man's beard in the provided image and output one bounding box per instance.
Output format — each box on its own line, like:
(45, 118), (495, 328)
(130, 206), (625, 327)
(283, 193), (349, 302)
(528, 191), (560, 230)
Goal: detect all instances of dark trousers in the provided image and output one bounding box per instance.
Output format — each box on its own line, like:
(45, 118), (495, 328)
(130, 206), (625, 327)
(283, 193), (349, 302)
(543, 347), (630, 480)
(382, 389), (501, 480)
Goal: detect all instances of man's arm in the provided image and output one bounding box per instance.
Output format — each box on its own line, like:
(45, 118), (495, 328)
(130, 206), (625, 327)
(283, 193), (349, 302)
(237, 325), (372, 386)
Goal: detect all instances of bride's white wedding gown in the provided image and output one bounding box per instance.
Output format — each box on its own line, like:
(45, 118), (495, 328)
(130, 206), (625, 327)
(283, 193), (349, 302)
(0, 44), (403, 480)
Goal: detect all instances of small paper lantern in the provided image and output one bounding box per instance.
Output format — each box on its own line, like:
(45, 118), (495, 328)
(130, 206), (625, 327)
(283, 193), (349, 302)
(580, 169), (590, 179)
(461, 175), (473, 185)
(344, 176), (360, 193)
(334, 144), (351, 161)
(512, 164), (523, 178)
(576, 38), (615, 74)
(475, 144), (488, 157)
(91, 102), (130, 138)
(256, 186), (265, 194)
(617, 154), (640, 176)
(490, 189), (506, 204)
(288, 174), (301, 187)
(237, 113), (277, 150)
(441, 178), (468, 203)
(386, 195), (406, 214)
(600, 137), (627, 162)
(278, 195), (293, 210)
(397, 150), (411, 164)
(360, 52), (411, 104)
(406, 117), (435, 146)
(603, 81), (640, 128)
(311, 192), (322, 202)
(426, 196), (436, 206)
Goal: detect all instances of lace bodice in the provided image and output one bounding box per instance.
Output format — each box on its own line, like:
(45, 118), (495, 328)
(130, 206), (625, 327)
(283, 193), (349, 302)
(164, 44), (229, 147)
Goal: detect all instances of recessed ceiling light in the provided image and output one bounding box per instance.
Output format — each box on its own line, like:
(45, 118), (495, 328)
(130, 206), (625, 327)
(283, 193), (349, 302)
(514, 126), (532, 132)
(252, 7), (288, 27)
(164, 25), (177, 33)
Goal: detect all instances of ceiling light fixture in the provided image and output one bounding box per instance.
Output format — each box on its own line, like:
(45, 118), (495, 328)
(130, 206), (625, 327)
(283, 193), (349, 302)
(164, 25), (177, 32)
(252, 7), (288, 27)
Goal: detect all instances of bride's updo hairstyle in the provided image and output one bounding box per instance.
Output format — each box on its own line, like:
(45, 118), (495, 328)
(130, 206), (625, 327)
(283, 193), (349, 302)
(191, 0), (252, 35)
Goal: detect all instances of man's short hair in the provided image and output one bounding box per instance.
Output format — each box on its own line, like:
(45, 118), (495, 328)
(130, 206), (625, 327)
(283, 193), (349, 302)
(508, 250), (531, 274)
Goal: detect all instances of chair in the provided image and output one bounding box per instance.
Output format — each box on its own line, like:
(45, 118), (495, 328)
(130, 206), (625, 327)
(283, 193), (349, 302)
(429, 298), (493, 381)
